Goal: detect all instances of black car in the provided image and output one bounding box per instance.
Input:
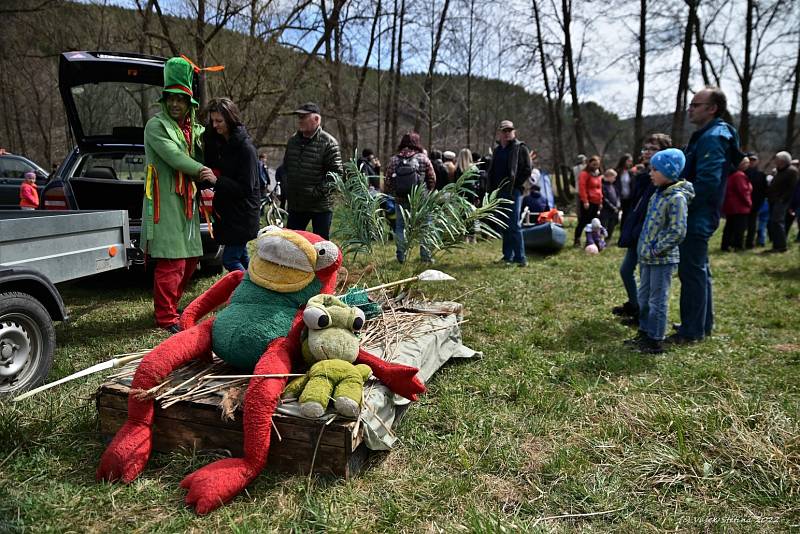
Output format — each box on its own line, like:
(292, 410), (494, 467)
(41, 51), (220, 270)
(0, 153), (49, 209)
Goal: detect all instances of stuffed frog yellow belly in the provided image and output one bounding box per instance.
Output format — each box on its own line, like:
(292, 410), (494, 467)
(282, 294), (372, 418)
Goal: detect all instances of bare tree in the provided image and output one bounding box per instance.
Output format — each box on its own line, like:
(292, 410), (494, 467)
(786, 30), (800, 152)
(671, 0), (696, 145)
(382, 0), (399, 159)
(415, 0), (451, 147)
(560, 0), (585, 155)
(632, 0), (646, 156)
(351, 0), (382, 153)
(389, 0), (407, 147)
(322, 0), (351, 155)
(531, 0), (569, 201)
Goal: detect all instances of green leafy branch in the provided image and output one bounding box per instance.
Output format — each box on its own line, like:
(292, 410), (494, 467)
(397, 168), (511, 260)
(330, 160), (390, 262)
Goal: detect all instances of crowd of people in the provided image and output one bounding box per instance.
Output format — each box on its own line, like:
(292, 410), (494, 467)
(69, 57), (798, 341)
(601, 87), (799, 354)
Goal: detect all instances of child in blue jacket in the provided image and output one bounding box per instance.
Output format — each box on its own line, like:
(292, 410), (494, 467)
(629, 149), (694, 354)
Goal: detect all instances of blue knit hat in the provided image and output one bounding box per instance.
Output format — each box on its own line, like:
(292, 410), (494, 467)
(650, 148), (686, 182)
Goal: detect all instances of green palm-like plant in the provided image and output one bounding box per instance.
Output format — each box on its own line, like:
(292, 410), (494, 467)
(330, 160), (390, 261)
(397, 168), (511, 260)
(332, 163), (510, 265)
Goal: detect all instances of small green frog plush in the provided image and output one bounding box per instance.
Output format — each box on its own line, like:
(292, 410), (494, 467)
(282, 294), (372, 418)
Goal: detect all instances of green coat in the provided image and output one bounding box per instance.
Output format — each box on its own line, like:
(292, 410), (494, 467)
(141, 108), (205, 259)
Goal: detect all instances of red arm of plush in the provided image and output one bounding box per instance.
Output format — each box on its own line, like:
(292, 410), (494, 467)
(180, 312), (305, 515)
(180, 270), (244, 330)
(356, 347), (426, 401)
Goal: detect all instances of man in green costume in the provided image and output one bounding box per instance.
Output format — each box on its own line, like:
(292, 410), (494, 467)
(142, 57), (214, 333)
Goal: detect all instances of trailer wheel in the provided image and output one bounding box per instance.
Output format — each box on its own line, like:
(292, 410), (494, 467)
(0, 292), (56, 395)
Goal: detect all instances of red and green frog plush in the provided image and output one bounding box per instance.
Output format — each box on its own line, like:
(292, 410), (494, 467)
(283, 294), (373, 418)
(97, 226), (425, 514)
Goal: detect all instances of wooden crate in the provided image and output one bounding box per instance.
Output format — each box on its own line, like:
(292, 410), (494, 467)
(96, 382), (369, 478)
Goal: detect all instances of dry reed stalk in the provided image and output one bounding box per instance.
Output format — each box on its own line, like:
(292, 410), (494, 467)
(220, 386), (245, 421)
(160, 378), (250, 408)
(306, 415), (337, 486)
(199, 373), (303, 381)
(271, 417), (282, 442)
(158, 379), (214, 408)
(156, 362), (225, 401)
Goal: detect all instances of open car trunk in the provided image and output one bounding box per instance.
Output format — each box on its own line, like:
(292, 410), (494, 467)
(59, 51), (167, 152)
(69, 178), (144, 219)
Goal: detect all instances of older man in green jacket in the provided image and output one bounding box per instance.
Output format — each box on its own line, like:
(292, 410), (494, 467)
(283, 102), (343, 240)
(142, 57), (213, 333)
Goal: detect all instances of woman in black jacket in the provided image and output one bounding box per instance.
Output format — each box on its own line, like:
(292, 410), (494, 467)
(201, 98), (260, 272)
(612, 133), (671, 321)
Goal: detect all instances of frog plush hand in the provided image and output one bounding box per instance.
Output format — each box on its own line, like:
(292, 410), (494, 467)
(282, 294), (372, 418)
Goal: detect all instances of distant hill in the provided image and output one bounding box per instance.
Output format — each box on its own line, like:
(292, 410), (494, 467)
(0, 0), (789, 179)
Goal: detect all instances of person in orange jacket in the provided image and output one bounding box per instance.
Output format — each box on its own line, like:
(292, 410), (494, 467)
(19, 171), (39, 210)
(574, 155), (603, 246)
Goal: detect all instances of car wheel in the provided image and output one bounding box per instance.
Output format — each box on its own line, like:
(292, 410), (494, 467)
(0, 292), (56, 395)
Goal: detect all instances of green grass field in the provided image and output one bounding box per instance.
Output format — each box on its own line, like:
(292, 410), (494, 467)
(1, 224), (798, 532)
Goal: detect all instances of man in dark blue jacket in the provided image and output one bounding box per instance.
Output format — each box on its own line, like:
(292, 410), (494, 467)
(489, 120), (531, 267)
(668, 87), (742, 344)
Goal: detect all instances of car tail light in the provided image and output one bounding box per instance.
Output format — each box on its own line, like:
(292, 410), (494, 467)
(43, 185), (68, 210)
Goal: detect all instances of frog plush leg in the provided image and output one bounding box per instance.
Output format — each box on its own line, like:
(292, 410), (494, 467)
(281, 374), (309, 400)
(96, 319), (215, 483)
(181, 316), (303, 515)
(355, 347), (426, 401)
(333, 363), (372, 418)
(180, 270), (243, 330)
(298, 372), (335, 418)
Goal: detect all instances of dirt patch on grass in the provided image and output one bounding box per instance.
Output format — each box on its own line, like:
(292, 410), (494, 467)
(479, 474), (528, 513)
(520, 435), (554, 472)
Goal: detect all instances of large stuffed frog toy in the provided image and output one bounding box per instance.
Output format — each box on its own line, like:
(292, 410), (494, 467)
(283, 294), (372, 418)
(96, 226), (426, 514)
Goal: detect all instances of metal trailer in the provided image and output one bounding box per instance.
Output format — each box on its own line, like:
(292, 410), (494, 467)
(0, 210), (131, 394)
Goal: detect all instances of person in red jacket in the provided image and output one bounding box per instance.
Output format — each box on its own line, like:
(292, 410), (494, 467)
(19, 171), (39, 210)
(721, 156), (752, 251)
(574, 155), (603, 246)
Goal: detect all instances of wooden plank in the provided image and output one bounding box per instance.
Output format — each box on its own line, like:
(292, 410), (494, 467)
(97, 385), (362, 451)
(96, 386), (368, 477)
(98, 404), (363, 477)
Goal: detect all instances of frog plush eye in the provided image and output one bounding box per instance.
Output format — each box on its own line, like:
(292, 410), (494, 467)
(352, 308), (366, 331)
(314, 240), (339, 271)
(303, 306), (331, 329)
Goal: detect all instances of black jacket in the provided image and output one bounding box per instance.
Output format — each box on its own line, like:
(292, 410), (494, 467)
(618, 169), (656, 248)
(432, 158), (449, 190)
(203, 125), (260, 245)
(488, 139), (531, 194)
(283, 127), (343, 212)
(745, 168), (767, 212)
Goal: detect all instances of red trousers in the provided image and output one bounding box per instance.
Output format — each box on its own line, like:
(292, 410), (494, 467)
(153, 257), (198, 328)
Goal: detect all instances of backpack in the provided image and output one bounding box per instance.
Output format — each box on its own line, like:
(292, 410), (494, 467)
(393, 155), (423, 196)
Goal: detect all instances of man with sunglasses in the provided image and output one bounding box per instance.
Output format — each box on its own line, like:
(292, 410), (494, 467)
(667, 86), (743, 345)
(488, 120), (532, 267)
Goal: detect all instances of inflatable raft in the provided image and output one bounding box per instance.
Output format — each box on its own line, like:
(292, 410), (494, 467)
(522, 222), (566, 252)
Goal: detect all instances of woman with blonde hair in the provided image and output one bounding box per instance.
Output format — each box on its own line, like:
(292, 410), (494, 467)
(455, 148), (475, 178)
(454, 148), (479, 242)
